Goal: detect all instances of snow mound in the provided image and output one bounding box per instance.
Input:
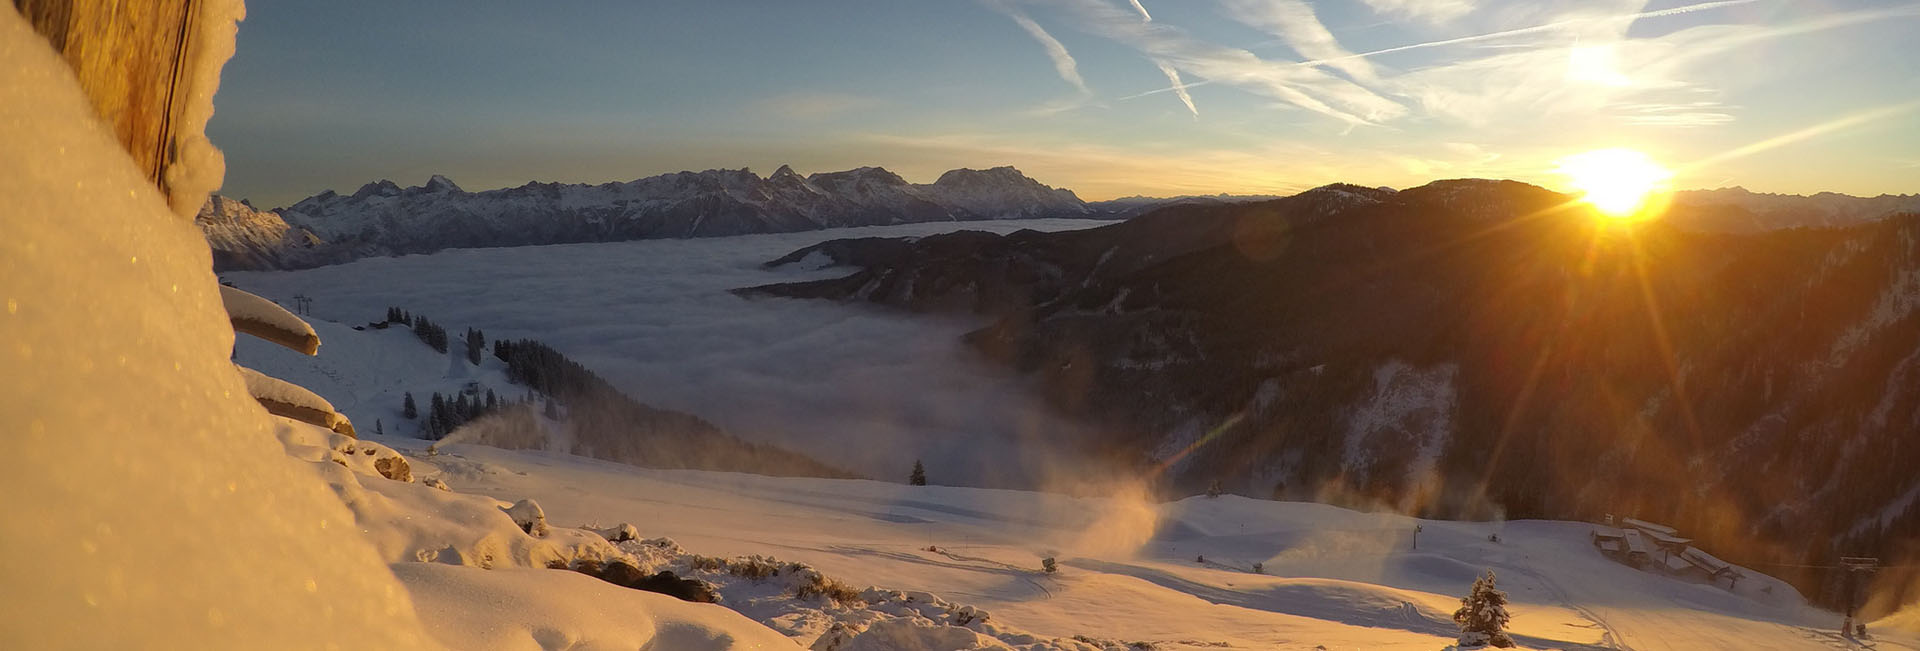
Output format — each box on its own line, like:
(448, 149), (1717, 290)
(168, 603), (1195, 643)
(394, 563), (801, 650)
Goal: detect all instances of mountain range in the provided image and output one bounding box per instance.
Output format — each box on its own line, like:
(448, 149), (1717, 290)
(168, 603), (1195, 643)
(198, 166), (1920, 272)
(738, 179), (1920, 608)
(198, 166), (1103, 270)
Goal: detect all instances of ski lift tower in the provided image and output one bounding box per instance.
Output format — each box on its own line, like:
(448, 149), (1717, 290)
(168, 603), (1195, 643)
(1840, 557), (1879, 636)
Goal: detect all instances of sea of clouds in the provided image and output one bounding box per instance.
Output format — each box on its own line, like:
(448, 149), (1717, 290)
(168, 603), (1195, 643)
(227, 220), (1119, 488)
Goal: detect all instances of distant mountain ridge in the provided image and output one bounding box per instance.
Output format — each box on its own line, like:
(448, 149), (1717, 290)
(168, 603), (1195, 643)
(197, 167), (1920, 271)
(198, 165), (1095, 270)
(1667, 187), (1920, 232)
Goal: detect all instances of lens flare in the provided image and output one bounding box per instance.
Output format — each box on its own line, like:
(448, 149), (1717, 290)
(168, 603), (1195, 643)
(1554, 148), (1673, 219)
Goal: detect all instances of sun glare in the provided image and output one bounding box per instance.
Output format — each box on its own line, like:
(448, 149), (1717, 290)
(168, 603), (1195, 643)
(1554, 148), (1672, 219)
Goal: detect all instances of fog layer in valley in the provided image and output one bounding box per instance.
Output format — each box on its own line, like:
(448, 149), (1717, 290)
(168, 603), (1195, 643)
(227, 220), (1110, 488)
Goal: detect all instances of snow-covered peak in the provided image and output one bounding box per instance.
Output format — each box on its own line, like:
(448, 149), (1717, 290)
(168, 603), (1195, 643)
(807, 166), (910, 189)
(931, 165), (1033, 188)
(921, 165), (1088, 219)
(769, 164), (803, 181)
(351, 178), (404, 200)
(421, 174), (463, 194)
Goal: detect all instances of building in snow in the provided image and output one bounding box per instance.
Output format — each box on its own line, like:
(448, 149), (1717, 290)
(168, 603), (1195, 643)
(1592, 518), (1743, 589)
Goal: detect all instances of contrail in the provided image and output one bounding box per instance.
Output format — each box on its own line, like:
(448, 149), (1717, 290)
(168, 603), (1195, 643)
(1681, 99), (1920, 172)
(1127, 0), (1152, 22)
(1299, 0), (1761, 67)
(1156, 62), (1197, 117)
(1115, 0), (1755, 102)
(998, 4), (1091, 94)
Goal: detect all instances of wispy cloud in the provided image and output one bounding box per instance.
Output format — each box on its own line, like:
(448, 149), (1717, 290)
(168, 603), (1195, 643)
(1298, 0), (1760, 69)
(1359, 0), (1476, 24)
(1219, 0), (1379, 84)
(1154, 61), (1197, 117)
(1038, 0), (1406, 125)
(989, 1), (1091, 95)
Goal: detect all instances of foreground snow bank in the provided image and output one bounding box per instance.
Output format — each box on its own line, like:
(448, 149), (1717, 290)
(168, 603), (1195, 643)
(0, 8), (434, 646)
(0, 10), (808, 648)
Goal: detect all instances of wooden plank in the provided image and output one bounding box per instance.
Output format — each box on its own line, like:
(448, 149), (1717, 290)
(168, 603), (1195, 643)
(12, 0), (195, 198)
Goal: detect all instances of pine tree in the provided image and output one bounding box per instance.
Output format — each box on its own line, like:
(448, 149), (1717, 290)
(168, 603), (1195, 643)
(542, 399), (561, 420)
(1452, 571), (1514, 648)
(430, 393), (447, 432)
(910, 460), (927, 486)
(1207, 480), (1223, 498)
(485, 389), (498, 410)
(466, 328), (485, 365)
(375, 419), (384, 436)
(402, 392), (417, 419)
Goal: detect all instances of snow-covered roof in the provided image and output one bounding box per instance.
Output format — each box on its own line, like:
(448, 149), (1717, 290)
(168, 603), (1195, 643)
(1622, 529), (1653, 554)
(1622, 517), (1680, 536)
(1642, 529), (1693, 547)
(1681, 547), (1739, 576)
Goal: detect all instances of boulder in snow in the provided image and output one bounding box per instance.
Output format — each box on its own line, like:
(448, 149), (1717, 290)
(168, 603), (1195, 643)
(504, 498), (549, 537)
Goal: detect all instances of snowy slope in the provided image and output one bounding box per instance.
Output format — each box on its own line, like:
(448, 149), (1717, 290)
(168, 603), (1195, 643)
(196, 194), (328, 269)
(385, 438), (1901, 651)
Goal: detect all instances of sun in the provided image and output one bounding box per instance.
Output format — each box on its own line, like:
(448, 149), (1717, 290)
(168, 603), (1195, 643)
(1554, 148), (1672, 219)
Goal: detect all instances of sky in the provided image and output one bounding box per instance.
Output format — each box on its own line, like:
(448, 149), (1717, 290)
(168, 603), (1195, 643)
(209, 0), (1920, 208)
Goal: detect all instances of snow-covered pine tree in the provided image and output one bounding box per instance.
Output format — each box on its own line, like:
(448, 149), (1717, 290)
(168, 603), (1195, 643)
(1452, 571), (1514, 648)
(402, 392), (417, 419)
(910, 460), (927, 486)
(485, 389), (498, 410)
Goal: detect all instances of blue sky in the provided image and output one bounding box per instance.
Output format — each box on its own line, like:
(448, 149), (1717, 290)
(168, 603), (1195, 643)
(211, 0), (1920, 208)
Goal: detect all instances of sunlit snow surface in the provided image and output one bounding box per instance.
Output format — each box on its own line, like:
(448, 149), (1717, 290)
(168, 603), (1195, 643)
(227, 220), (1108, 487)
(391, 438), (1905, 651)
